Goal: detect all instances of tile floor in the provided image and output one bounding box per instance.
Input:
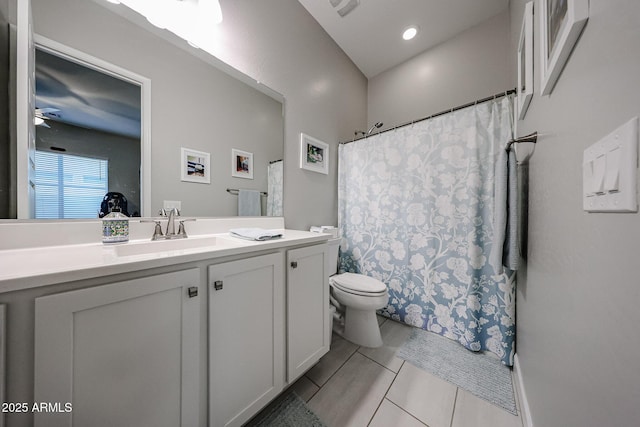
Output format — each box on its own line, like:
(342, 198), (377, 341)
(286, 317), (523, 427)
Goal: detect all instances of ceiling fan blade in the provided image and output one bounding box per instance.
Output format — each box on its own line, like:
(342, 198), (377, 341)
(37, 107), (61, 114)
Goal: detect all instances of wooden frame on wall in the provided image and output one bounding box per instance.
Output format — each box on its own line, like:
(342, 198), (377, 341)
(540, 0), (589, 96)
(517, 2), (534, 120)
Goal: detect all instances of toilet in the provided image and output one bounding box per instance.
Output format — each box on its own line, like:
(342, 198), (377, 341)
(327, 237), (388, 348)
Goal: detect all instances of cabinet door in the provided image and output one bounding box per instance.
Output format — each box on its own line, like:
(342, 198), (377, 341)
(287, 244), (330, 382)
(34, 269), (201, 427)
(208, 253), (284, 427)
(0, 304), (5, 427)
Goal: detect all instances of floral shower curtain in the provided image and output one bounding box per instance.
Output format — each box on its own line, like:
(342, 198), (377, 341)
(267, 160), (283, 217)
(338, 97), (516, 365)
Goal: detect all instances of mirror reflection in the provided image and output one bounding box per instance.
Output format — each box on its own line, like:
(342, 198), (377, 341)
(35, 48), (143, 218)
(1, 0), (284, 219)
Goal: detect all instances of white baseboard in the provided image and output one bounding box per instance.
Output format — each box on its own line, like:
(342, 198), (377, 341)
(514, 353), (534, 427)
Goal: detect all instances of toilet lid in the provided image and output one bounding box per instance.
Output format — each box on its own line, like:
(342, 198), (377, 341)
(331, 272), (387, 294)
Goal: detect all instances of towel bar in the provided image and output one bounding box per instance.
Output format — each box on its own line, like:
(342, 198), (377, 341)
(226, 188), (268, 197)
(507, 132), (537, 151)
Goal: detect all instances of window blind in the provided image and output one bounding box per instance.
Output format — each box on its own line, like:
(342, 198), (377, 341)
(34, 151), (108, 219)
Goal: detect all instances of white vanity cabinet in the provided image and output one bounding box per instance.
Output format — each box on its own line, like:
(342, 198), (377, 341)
(33, 268), (201, 427)
(208, 253), (284, 427)
(286, 244), (331, 382)
(7, 227), (331, 427)
(0, 304), (5, 427)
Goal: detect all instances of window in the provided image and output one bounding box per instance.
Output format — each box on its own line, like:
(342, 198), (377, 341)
(34, 151), (108, 219)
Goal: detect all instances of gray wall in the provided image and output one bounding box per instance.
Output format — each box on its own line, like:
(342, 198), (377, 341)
(203, 0), (368, 230)
(36, 122), (141, 216)
(368, 11), (511, 131)
(31, 0), (284, 218)
(509, 1), (640, 426)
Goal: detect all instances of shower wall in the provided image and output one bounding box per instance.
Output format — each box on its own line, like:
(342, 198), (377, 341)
(368, 10), (510, 131)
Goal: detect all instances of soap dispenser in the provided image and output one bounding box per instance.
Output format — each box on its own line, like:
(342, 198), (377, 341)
(102, 207), (129, 244)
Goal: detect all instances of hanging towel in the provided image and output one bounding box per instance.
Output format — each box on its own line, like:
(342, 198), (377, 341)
(229, 228), (283, 241)
(238, 189), (261, 216)
(489, 148), (519, 274)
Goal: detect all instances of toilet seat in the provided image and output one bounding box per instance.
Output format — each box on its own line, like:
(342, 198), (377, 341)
(330, 273), (387, 297)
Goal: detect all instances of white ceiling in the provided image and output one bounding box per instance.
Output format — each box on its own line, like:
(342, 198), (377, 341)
(297, 0), (509, 78)
(35, 49), (141, 139)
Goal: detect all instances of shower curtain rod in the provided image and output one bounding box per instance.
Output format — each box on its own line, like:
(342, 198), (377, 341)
(340, 88), (517, 144)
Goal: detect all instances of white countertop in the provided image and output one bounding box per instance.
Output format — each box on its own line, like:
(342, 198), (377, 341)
(0, 229), (330, 294)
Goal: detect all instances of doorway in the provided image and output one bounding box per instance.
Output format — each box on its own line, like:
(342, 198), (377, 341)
(33, 37), (150, 218)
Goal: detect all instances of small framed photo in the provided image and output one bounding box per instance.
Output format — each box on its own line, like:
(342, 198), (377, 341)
(231, 148), (253, 179)
(300, 133), (329, 175)
(517, 1), (533, 120)
(181, 147), (210, 184)
(540, 0), (589, 96)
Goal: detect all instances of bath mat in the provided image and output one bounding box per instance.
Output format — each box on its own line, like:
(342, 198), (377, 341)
(398, 328), (517, 415)
(248, 392), (327, 427)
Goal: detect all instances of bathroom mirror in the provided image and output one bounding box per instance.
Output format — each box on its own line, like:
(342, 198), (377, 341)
(0, 0), (284, 219)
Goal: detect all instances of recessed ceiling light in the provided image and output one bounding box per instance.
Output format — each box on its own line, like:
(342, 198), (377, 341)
(402, 26), (418, 41)
(105, 0), (121, 4)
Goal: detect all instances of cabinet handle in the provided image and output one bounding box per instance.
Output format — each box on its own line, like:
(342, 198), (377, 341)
(187, 287), (198, 298)
(290, 261), (298, 269)
(213, 280), (223, 291)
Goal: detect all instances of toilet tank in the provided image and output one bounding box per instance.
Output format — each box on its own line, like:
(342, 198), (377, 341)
(327, 237), (341, 276)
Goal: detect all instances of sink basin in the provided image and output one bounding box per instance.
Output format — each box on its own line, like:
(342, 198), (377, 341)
(113, 236), (238, 257)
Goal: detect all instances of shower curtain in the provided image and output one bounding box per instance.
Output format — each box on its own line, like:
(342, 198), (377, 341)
(338, 97), (516, 365)
(267, 160), (283, 217)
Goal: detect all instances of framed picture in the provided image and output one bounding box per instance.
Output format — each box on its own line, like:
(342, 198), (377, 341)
(300, 133), (329, 175)
(231, 148), (254, 179)
(517, 2), (533, 120)
(540, 0), (589, 96)
(181, 147), (210, 184)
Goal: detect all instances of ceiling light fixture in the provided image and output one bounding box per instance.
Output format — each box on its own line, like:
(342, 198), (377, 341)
(402, 26), (418, 41)
(112, 0), (223, 30)
(105, 0), (122, 4)
(199, 0), (223, 24)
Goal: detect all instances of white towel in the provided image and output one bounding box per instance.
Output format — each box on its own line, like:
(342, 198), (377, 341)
(229, 228), (283, 241)
(310, 226), (339, 238)
(489, 148), (519, 274)
(238, 189), (261, 216)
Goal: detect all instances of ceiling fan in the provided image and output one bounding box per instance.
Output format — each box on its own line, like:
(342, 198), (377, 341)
(34, 107), (61, 128)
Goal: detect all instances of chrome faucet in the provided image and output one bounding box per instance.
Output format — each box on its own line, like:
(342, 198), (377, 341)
(143, 208), (194, 240)
(165, 208), (178, 236)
